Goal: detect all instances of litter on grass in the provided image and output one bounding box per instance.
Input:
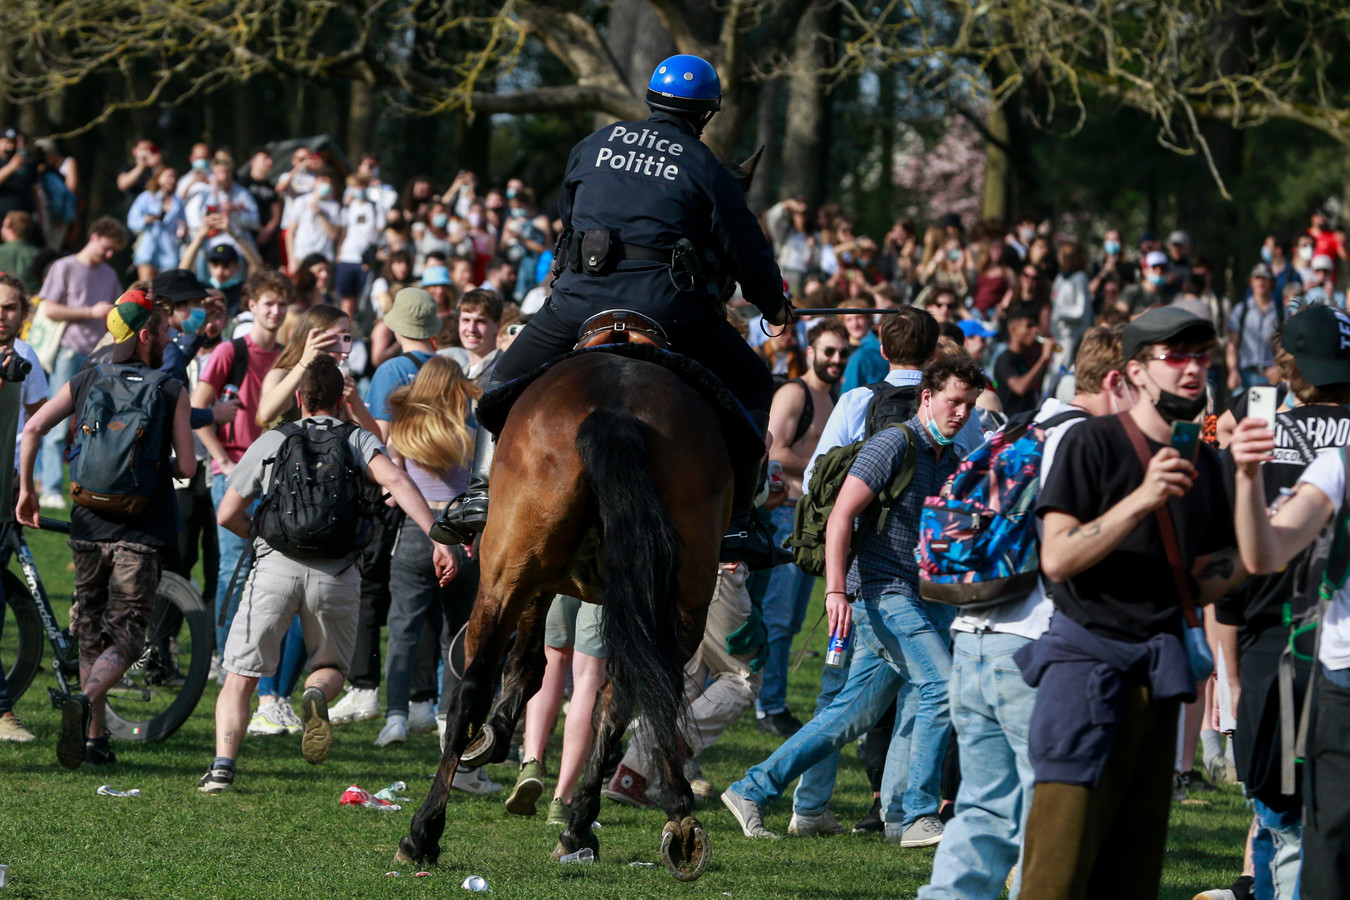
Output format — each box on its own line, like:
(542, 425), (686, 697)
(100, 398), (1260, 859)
(461, 874), (490, 891)
(340, 784), (401, 811)
(96, 785), (141, 798)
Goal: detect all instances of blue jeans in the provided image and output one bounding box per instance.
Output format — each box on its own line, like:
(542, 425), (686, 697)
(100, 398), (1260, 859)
(756, 505), (816, 716)
(38, 347), (86, 494)
(1252, 797), (1301, 900)
(258, 617), (306, 699)
(788, 641), (853, 816)
(920, 631), (1037, 900)
(212, 472), (253, 653)
(384, 517), (477, 716)
(731, 590), (953, 827)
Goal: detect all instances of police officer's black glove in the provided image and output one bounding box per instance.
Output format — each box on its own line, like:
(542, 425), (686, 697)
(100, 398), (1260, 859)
(765, 293), (795, 328)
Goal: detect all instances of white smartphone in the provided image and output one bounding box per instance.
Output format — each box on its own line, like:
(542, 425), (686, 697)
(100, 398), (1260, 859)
(1248, 385), (1278, 429)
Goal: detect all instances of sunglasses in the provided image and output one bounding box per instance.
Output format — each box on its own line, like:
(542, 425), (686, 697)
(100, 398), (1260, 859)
(1148, 351), (1211, 368)
(819, 346), (853, 359)
(934, 301), (958, 309)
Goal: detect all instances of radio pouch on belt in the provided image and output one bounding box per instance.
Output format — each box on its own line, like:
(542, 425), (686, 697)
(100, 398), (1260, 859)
(671, 238), (700, 293)
(551, 229), (571, 277)
(581, 229), (613, 275)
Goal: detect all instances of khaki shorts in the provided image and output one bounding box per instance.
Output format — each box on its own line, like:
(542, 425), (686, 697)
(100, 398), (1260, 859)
(222, 553), (361, 678)
(543, 595), (607, 659)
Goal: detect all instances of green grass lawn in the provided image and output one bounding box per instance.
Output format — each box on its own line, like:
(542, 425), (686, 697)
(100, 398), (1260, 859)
(0, 527), (1250, 898)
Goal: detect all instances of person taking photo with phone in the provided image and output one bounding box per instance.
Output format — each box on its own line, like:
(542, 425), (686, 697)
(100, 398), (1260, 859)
(1018, 307), (1243, 899)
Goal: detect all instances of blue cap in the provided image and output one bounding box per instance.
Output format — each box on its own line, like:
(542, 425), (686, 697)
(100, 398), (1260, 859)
(421, 265), (452, 288)
(958, 319), (998, 339)
(646, 55), (721, 114)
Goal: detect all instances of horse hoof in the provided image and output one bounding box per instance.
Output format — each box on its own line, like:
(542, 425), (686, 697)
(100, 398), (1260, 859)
(396, 835), (437, 866)
(460, 724), (496, 769)
(394, 847), (414, 866)
(660, 817), (711, 882)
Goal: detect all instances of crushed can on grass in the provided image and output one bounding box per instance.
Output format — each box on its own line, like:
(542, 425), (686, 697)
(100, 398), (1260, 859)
(0, 863), (9, 888)
(340, 784), (401, 811)
(96, 785), (141, 798)
(461, 875), (490, 891)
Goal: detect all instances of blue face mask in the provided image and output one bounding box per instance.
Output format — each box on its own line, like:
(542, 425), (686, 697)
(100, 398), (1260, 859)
(1260, 246), (1273, 264)
(505, 189), (517, 200)
(210, 272), (243, 290)
(181, 307), (206, 334)
(1148, 272), (1166, 287)
(432, 212), (449, 229)
(509, 207), (527, 219)
(316, 182), (332, 199)
(924, 404), (955, 447)
(1104, 240), (1121, 256)
(191, 158), (209, 171)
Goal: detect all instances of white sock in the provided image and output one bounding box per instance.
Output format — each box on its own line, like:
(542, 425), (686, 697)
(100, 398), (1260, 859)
(1200, 727), (1222, 764)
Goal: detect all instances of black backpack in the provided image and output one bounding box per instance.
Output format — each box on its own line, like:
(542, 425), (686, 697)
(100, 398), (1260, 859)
(253, 420), (377, 561)
(863, 382), (921, 438)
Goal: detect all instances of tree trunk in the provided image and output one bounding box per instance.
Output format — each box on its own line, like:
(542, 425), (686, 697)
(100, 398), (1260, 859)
(981, 102), (1010, 223)
(747, 75), (783, 211)
(777, 0), (832, 207)
(347, 79), (376, 160)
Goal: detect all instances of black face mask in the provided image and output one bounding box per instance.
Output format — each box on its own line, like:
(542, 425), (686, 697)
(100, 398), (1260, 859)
(1154, 388), (1206, 425)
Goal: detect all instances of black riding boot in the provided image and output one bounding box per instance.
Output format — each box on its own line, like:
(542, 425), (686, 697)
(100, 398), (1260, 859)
(431, 426), (495, 544)
(720, 413), (792, 571)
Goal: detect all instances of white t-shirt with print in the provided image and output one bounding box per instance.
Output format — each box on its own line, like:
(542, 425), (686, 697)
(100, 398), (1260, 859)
(1296, 448), (1350, 670)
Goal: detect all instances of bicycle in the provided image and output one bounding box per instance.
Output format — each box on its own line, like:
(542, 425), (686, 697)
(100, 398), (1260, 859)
(0, 517), (211, 741)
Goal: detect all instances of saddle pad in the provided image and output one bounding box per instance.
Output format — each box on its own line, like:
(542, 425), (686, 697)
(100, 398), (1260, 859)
(476, 343), (765, 468)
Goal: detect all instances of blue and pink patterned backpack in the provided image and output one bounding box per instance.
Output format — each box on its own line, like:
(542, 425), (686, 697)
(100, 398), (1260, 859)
(915, 409), (1087, 608)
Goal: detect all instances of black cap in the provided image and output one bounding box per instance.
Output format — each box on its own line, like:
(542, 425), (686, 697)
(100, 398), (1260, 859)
(206, 243), (239, 265)
(1282, 305), (1350, 387)
(1121, 306), (1216, 362)
(151, 269), (210, 305)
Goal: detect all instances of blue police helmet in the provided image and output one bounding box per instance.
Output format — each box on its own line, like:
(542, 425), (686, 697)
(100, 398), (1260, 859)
(646, 55), (722, 114)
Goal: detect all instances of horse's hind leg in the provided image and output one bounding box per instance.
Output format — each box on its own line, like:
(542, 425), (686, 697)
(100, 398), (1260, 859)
(397, 586), (533, 866)
(655, 598), (715, 881)
(553, 680), (629, 862)
(461, 593), (552, 768)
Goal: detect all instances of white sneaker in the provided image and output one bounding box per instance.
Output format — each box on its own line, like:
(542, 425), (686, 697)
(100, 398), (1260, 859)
(884, 814), (944, 847)
(38, 492), (66, 510)
(275, 699), (304, 735)
(375, 715), (408, 748)
(452, 766), (503, 795)
(408, 700), (438, 733)
(788, 808), (846, 836)
(328, 687), (381, 724)
(247, 701), (289, 736)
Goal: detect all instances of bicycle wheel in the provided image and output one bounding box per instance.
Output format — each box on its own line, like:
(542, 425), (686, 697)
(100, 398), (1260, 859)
(104, 571), (210, 742)
(0, 568), (44, 706)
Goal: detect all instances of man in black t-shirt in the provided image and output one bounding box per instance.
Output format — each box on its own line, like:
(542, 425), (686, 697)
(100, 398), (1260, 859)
(1018, 307), (1240, 899)
(0, 128), (37, 218)
(16, 291), (195, 770)
(236, 149), (282, 267)
(993, 303), (1054, 416)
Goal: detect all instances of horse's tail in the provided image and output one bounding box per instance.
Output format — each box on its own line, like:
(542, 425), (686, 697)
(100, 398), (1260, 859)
(575, 407), (686, 761)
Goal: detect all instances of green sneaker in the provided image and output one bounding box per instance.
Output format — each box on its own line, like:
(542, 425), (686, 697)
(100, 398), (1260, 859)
(504, 758), (545, 816)
(546, 797), (570, 826)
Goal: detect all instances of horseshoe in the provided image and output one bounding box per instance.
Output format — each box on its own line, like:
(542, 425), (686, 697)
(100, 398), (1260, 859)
(660, 818), (711, 882)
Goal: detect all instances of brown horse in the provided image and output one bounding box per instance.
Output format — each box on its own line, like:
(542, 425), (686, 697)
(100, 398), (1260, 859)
(395, 349), (733, 879)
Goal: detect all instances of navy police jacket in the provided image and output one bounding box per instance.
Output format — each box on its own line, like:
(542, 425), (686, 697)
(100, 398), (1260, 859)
(552, 111), (784, 325)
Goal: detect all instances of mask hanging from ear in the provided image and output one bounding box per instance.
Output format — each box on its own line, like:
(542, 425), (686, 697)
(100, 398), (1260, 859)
(923, 401), (955, 446)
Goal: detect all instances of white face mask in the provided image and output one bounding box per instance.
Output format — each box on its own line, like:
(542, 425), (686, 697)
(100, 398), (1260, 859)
(1299, 245), (1314, 262)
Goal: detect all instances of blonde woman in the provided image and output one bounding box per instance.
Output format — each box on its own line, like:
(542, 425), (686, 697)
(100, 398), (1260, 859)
(375, 358), (489, 793)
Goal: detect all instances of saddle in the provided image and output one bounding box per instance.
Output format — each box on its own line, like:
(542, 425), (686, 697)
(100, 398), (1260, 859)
(575, 309), (670, 350)
(477, 338), (764, 470)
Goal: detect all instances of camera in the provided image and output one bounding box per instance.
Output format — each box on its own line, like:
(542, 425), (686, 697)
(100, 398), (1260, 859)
(2, 350), (31, 383)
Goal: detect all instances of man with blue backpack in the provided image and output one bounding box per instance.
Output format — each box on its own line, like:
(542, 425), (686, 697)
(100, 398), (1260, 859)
(916, 325), (1132, 899)
(16, 289), (196, 769)
(723, 354), (985, 844)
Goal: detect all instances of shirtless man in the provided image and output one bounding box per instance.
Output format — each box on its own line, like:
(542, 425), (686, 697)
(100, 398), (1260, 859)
(755, 321), (848, 737)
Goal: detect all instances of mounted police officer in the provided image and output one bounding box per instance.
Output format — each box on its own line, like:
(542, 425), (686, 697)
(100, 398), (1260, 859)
(434, 54), (792, 569)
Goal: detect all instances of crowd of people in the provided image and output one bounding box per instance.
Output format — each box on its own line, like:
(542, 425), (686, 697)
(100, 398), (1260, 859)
(0, 87), (1349, 900)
